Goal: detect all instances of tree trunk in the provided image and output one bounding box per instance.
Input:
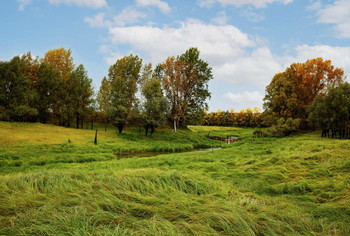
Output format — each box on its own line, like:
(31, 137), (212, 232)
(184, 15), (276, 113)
(76, 115), (79, 129)
(118, 124), (123, 133)
(94, 129), (98, 145)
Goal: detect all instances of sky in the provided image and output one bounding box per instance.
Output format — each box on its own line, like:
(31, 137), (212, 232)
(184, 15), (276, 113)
(1, 0), (350, 112)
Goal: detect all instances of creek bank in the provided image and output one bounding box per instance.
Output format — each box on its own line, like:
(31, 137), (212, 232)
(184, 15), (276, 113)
(114, 147), (222, 159)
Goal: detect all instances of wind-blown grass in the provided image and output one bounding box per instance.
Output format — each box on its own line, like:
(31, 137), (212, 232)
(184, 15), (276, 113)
(0, 122), (349, 235)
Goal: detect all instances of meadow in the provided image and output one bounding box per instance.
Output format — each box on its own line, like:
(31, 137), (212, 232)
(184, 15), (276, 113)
(0, 122), (349, 235)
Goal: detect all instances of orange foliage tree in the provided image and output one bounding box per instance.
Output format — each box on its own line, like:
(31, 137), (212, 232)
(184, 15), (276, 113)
(263, 57), (344, 127)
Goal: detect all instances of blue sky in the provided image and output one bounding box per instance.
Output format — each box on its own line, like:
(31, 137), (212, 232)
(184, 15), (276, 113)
(1, 0), (350, 111)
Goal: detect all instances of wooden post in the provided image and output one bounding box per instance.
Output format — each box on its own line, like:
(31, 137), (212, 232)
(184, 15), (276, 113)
(94, 129), (98, 145)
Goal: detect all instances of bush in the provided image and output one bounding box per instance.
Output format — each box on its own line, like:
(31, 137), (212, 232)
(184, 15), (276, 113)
(265, 118), (300, 137)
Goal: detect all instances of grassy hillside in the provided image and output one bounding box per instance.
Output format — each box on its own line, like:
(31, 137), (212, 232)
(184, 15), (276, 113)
(0, 122), (349, 235)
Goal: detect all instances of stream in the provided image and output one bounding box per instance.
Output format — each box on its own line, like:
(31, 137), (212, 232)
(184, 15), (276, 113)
(114, 147), (222, 159)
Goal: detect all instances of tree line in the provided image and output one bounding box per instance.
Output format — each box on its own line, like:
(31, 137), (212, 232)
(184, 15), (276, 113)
(0, 47), (212, 134)
(1, 47), (348, 138)
(0, 49), (93, 127)
(204, 108), (263, 127)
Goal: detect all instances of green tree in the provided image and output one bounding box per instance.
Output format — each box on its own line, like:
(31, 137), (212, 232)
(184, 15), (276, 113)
(0, 56), (37, 121)
(141, 77), (168, 135)
(33, 63), (61, 123)
(69, 65), (93, 129)
(108, 54), (142, 133)
(97, 77), (111, 131)
(160, 48), (212, 131)
(309, 82), (350, 138)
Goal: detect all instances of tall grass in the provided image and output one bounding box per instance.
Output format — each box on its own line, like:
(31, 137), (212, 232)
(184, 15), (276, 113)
(0, 122), (349, 235)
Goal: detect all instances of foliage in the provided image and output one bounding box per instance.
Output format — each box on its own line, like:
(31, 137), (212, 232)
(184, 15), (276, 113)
(264, 58), (344, 128)
(108, 54), (142, 133)
(41, 48), (75, 80)
(160, 48), (212, 131)
(204, 108), (262, 127)
(309, 82), (350, 137)
(0, 49), (94, 127)
(141, 77), (168, 135)
(263, 118), (301, 137)
(0, 56), (32, 121)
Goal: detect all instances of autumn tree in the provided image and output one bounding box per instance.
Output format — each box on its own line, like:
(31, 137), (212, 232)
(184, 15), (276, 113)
(264, 58), (344, 128)
(108, 54), (142, 133)
(160, 48), (213, 131)
(41, 48), (75, 80)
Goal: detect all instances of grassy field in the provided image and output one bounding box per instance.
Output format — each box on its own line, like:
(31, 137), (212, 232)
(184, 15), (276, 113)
(0, 122), (349, 235)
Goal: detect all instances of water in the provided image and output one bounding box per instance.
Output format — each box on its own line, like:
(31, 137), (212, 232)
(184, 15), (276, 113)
(114, 147), (222, 159)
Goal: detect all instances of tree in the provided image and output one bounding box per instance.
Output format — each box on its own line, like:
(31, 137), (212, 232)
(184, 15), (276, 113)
(41, 48), (76, 126)
(97, 77), (111, 131)
(309, 82), (350, 138)
(33, 63), (61, 123)
(264, 58), (344, 128)
(69, 65), (93, 129)
(0, 56), (37, 121)
(141, 77), (168, 135)
(41, 48), (75, 80)
(160, 48), (212, 131)
(108, 54), (142, 133)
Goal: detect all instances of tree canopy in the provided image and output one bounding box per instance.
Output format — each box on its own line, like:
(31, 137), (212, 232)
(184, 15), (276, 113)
(264, 57), (344, 128)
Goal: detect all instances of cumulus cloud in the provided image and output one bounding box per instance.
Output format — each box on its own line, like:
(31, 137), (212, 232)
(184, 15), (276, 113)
(108, 19), (255, 64)
(294, 44), (350, 76)
(48, 0), (107, 8)
(198, 0), (294, 8)
(136, 0), (171, 14)
(107, 19), (284, 88)
(224, 91), (264, 109)
(103, 19), (350, 111)
(313, 0), (350, 38)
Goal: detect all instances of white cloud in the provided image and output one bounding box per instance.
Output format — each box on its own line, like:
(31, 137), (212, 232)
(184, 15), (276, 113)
(211, 11), (228, 25)
(105, 19), (350, 102)
(106, 19), (285, 89)
(84, 12), (111, 28)
(136, 0), (171, 14)
(113, 8), (147, 26)
(214, 47), (283, 88)
(198, 0), (294, 8)
(294, 44), (350, 76)
(17, 0), (31, 11)
(48, 0), (107, 8)
(224, 91), (264, 109)
(313, 0), (350, 38)
(108, 19), (255, 64)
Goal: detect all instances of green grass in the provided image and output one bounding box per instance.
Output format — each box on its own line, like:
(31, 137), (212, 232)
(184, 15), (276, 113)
(0, 122), (349, 235)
